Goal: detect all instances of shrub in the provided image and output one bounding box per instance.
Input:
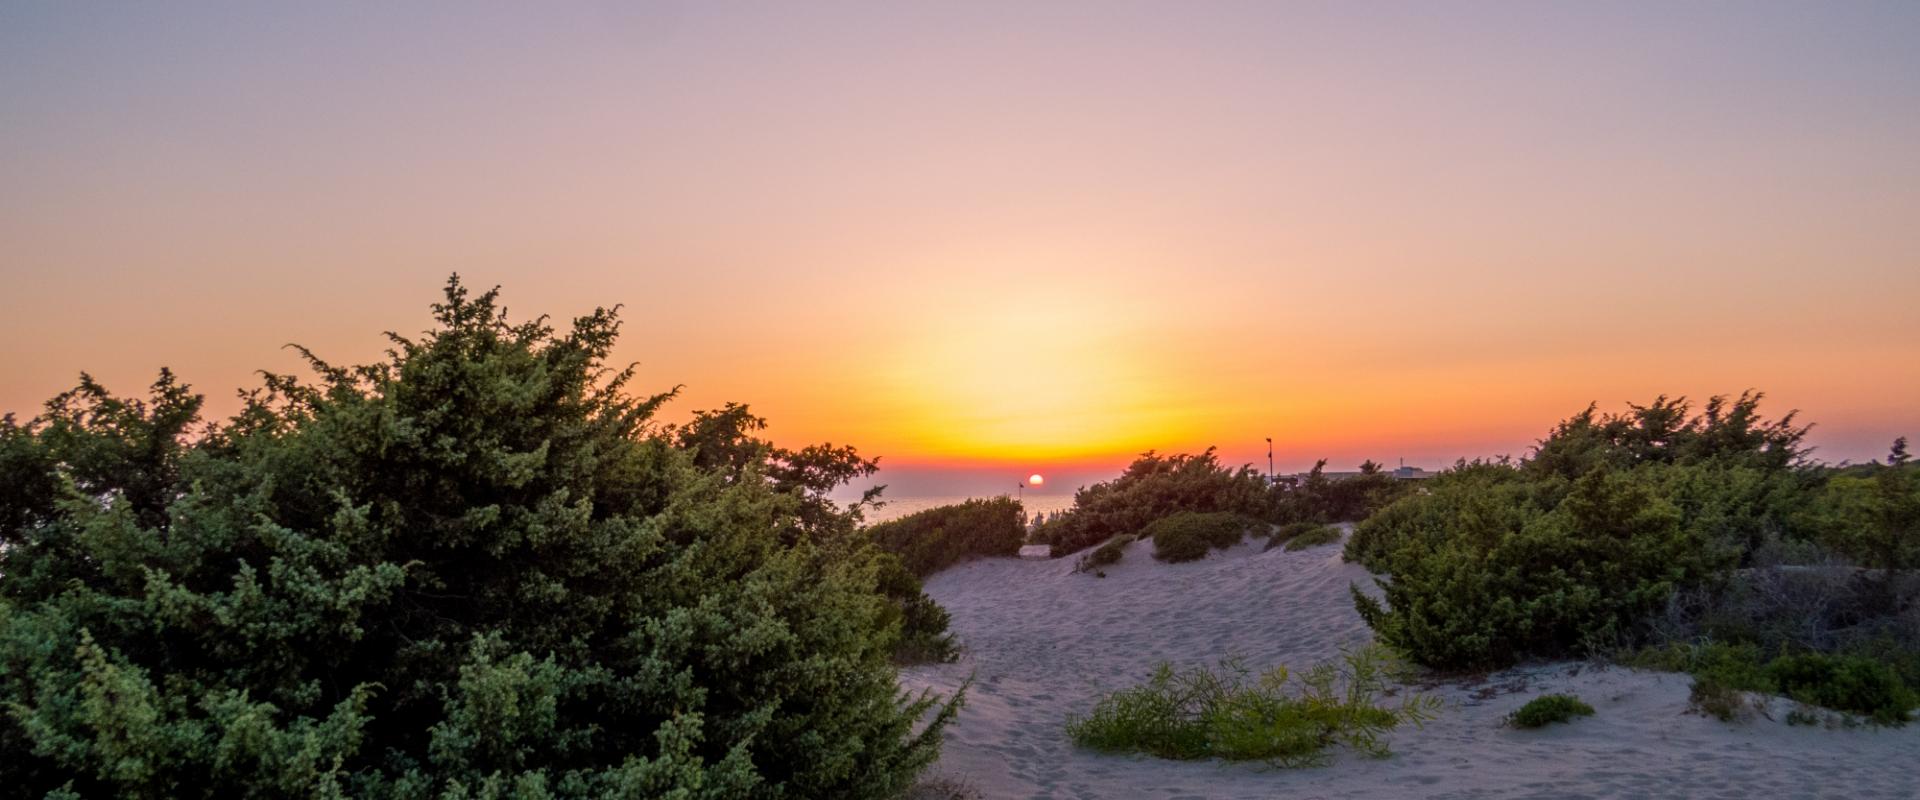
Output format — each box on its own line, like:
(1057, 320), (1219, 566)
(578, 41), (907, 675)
(1342, 461), (1537, 571)
(1265, 521), (1323, 551)
(1076, 535), (1134, 573)
(1035, 450), (1272, 556)
(1690, 678), (1757, 722)
(1354, 467), (1729, 669)
(1510, 694), (1595, 728)
(902, 773), (983, 800)
(1148, 512), (1250, 563)
(1064, 646), (1439, 767)
(1766, 653), (1916, 725)
(0, 279), (958, 798)
(1283, 524), (1342, 552)
(867, 497), (1026, 577)
(875, 553), (960, 664)
(1525, 392), (1809, 481)
(1805, 444), (1920, 570)
(1634, 642), (1917, 725)
(1277, 460), (1414, 523)
(1032, 451), (1416, 558)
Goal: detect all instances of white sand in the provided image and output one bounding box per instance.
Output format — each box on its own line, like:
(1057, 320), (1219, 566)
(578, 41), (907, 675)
(901, 527), (1920, 799)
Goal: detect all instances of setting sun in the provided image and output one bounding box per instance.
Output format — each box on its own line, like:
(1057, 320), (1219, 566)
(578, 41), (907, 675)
(2, 5), (1918, 797)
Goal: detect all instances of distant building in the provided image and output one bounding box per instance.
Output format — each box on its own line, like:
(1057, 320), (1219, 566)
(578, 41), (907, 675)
(1392, 466), (1435, 480)
(1279, 465), (1435, 483)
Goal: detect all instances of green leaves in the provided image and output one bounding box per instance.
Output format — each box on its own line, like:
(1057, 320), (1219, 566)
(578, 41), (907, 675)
(1, 277), (953, 798)
(1345, 393), (1836, 671)
(1352, 462), (1740, 669)
(865, 497), (1024, 578)
(1065, 646), (1439, 767)
(1509, 694), (1594, 729)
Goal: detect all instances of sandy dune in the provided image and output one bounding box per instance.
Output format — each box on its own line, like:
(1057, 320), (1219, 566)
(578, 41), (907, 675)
(900, 528), (1920, 799)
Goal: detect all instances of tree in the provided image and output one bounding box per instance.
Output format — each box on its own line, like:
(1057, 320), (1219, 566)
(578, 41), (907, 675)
(1810, 439), (1920, 571)
(0, 277), (955, 798)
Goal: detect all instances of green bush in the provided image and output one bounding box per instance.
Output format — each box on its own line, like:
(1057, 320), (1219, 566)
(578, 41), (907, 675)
(1510, 694), (1595, 728)
(1064, 646), (1439, 767)
(1076, 535), (1134, 573)
(1354, 467), (1729, 669)
(1804, 443), (1920, 570)
(1785, 708), (1824, 727)
(1347, 395), (1839, 671)
(867, 497), (1026, 577)
(1690, 678), (1757, 722)
(1282, 524), (1342, 552)
(1767, 653), (1916, 725)
(0, 279), (958, 798)
(1277, 460), (1414, 524)
(1035, 450), (1272, 556)
(1343, 461), (1536, 570)
(874, 553), (959, 664)
(1525, 392), (1809, 480)
(1265, 521), (1322, 551)
(1634, 642), (1917, 725)
(1148, 512), (1250, 563)
(1031, 451), (1415, 558)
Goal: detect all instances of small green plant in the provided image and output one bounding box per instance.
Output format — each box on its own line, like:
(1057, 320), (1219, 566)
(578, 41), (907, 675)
(1077, 535), (1134, 573)
(1031, 449), (1275, 556)
(1785, 707), (1823, 727)
(1064, 645), (1440, 767)
(1690, 677), (1756, 722)
(1265, 520), (1323, 550)
(1148, 511), (1250, 563)
(1510, 693), (1595, 728)
(1283, 524), (1342, 552)
(867, 496), (1027, 576)
(875, 553), (959, 664)
(1766, 653), (1916, 725)
(1633, 642), (1917, 725)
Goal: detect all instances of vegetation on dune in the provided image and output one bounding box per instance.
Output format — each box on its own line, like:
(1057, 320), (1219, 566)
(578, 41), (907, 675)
(873, 553), (960, 664)
(1147, 511), (1253, 563)
(1064, 646), (1439, 767)
(1510, 694), (1595, 728)
(1074, 535), (1134, 574)
(1032, 450), (1411, 558)
(1276, 523), (1342, 552)
(1280, 459), (1414, 525)
(865, 496), (1026, 578)
(1632, 642), (1917, 725)
(1032, 450), (1270, 557)
(1805, 438), (1920, 571)
(1352, 463), (1734, 670)
(1349, 393), (1920, 723)
(1352, 394), (1814, 669)
(0, 278), (959, 798)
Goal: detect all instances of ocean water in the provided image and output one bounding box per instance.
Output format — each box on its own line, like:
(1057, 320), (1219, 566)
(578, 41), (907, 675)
(862, 494), (1078, 524)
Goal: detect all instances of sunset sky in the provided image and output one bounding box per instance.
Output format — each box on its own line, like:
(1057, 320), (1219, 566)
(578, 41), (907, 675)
(3, 2), (1917, 497)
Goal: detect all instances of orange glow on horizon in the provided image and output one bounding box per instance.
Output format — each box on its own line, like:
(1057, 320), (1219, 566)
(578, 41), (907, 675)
(1, 4), (1915, 472)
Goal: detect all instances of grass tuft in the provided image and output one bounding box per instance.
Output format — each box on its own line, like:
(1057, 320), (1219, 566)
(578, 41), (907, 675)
(1065, 645), (1439, 767)
(1076, 535), (1134, 573)
(1510, 693), (1595, 728)
(1282, 524), (1342, 551)
(1147, 512), (1251, 563)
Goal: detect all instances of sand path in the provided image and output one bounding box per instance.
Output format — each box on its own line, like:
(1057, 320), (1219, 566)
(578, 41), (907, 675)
(900, 529), (1920, 799)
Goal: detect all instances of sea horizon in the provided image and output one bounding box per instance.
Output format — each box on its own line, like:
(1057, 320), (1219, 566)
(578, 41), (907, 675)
(861, 493), (1078, 525)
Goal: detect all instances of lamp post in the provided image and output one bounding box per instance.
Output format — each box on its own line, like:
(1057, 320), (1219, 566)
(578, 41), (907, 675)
(1266, 437), (1274, 484)
(1016, 481), (1024, 504)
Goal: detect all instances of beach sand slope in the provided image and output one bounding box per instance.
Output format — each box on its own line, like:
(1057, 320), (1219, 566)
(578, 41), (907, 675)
(901, 527), (1920, 799)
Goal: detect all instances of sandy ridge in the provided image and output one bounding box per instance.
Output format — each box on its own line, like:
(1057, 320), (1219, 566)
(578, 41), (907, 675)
(900, 528), (1920, 799)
